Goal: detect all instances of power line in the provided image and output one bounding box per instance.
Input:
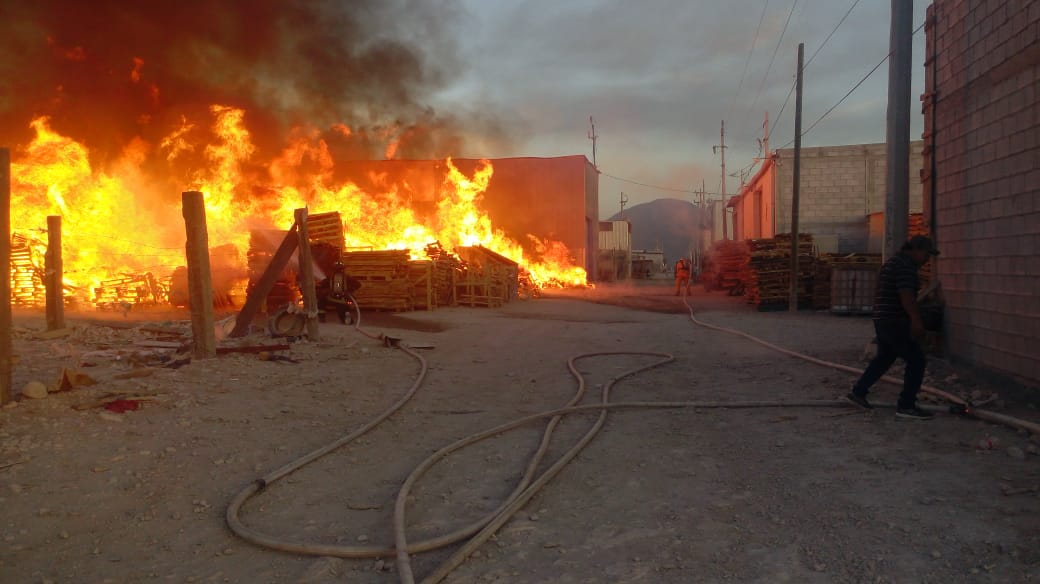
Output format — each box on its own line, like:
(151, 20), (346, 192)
(764, 0), (859, 151)
(599, 172), (726, 197)
(804, 0), (862, 69)
(726, 0), (771, 121)
(749, 0), (799, 117)
(775, 20), (927, 150)
(769, 79), (797, 138)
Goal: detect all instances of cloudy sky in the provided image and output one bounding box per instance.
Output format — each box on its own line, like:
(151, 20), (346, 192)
(434, 0), (929, 216)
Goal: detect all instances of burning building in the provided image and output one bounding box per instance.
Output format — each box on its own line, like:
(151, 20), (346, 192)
(2, 2), (593, 310)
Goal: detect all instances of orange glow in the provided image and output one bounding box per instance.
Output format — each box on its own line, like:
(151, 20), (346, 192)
(10, 106), (588, 306)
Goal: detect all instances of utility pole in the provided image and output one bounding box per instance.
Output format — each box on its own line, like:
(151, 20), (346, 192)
(762, 111), (770, 160)
(587, 116), (598, 168)
(789, 43), (805, 313)
(884, 0), (913, 260)
(619, 192), (628, 221)
(714, 121), (728, 239)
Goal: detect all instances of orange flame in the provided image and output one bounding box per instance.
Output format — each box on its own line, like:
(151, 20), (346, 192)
(10, 106), (588, 306)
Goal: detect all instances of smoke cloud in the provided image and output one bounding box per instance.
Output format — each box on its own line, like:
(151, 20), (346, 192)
(0, 0), (495, 172)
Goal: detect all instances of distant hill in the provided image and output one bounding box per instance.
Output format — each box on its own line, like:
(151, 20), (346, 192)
(608, 198), (705, 265)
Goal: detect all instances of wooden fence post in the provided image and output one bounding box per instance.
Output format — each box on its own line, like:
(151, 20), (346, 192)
(0, 148), (11, 404)
(45, 215), (65, 330)
(181, 191), (216, 359)
(295, 208), (320, 341)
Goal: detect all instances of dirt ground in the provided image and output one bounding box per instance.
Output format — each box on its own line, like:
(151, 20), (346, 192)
(2, 282), (1039, 584)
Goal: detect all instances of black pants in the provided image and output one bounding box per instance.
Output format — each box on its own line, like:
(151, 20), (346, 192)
(853, 319), (926, 408)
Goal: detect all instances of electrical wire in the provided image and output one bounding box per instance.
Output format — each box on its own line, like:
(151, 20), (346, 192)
(726, 0), (771, 122)
(774, 20), (927, 150)
(804, 0), (863, 69)
(769, 79), (797, 138)
(599, 172), (723, 196)
(749, 0), (799, 117)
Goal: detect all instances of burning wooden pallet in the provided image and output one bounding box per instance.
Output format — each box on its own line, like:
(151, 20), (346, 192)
(307, 211), (345, 251)
(93, 273), (168, 308)
(341, 250), (413, 311)
(424, 243), (460, 308)
(10, 233), (46, 307)
(455, 246), (518, 308)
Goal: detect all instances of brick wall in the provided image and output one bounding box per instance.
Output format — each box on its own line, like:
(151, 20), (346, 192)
(773, 142), (924, 253)
(926, 0), (1040, 385)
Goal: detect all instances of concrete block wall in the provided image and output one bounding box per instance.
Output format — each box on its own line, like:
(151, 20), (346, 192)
(927, 0), (1040, 385)
(774, 142), (923, 253)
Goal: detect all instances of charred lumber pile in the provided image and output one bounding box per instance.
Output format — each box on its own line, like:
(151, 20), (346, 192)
(743, 234), (815, 311)
(341, 250), (413, 311)
(10, 233), (46, 307)
(94, 273), (167, 308)
(702, 240), (749, 292)
(455, 246), (518, 308)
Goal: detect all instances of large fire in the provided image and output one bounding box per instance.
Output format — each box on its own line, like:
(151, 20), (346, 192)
(9, 107), (587, 308)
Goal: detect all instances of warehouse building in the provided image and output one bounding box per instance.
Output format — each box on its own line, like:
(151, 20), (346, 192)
(337, 155), (599, 278)
(728, 141), (924, 253)
(923, 0), (1039, 385)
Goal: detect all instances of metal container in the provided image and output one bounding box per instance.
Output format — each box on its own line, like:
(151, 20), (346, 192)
(829, 267), (878, 315)
(597, 221), (632, 253)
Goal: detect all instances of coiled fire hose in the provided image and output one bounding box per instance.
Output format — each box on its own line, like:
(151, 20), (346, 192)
(226, 295), (1040, 584)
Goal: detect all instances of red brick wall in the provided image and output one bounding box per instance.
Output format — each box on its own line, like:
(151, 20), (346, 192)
(925, 0), (1040, 384)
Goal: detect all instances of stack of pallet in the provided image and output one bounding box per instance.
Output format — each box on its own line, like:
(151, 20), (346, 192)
(10, 233), (46, 307)
(424, 243), (460, 308)
(341, 250), (413, 311)
(813, 254), (882, 310)
(409, 261), (435, 311)
(307, 212), (345, 251)
(743, 234), (815, 311)
(703, 240), (749, 292)
(94, 272), (166, 308)
(455, 246), (518, 308)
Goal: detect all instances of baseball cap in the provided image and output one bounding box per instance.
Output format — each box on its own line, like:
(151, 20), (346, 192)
(905, 235), (940, 255)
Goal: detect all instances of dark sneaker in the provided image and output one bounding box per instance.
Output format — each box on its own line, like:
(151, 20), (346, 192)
(845, 392), (873, 410)
(895, 406), (935, 420)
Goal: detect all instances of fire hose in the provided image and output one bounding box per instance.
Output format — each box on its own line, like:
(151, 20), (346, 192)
(226, 295), (1040, 584)
(680, 295), (1040, 435)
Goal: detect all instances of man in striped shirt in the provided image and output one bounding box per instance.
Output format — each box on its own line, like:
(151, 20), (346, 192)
(846, 236), (940, 420)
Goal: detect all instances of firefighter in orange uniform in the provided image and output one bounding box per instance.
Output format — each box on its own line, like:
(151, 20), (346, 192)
(674, 257), (692, 297)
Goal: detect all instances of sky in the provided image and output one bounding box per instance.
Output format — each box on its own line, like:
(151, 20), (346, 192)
(434, 0), (930, 217)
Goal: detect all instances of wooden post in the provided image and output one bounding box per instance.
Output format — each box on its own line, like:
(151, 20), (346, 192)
(230, 227), (298, 338)
(0, 148), (11, 405)
(294, 208), (320, 341)
(45, 215), (65, 330)
(181, 191), (216, 359)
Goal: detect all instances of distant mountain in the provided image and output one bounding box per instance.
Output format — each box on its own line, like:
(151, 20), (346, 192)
(608, 198), (706, 264)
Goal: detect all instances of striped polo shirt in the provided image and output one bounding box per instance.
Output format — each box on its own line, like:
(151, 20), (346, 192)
(873, 253), (919, 320)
